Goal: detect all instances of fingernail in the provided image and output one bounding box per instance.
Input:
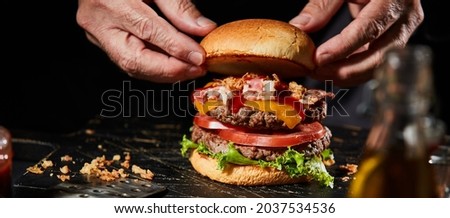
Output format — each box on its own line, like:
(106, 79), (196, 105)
(196, 16), (216, 28)
(294, 15), (311, 27)
(188, 51), (204, 66)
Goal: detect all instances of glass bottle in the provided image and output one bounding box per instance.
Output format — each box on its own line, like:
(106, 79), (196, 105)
(348, 45), (440, 197)
(0, 126), (13, 197)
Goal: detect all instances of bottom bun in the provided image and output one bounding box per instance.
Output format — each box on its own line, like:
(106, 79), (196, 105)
(189, 150), (310, 186)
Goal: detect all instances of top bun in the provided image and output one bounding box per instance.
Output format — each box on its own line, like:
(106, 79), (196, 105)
(200, 19), (316, 78)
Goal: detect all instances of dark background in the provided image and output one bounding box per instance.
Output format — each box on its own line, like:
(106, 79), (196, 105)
(1, 0), (448, 134)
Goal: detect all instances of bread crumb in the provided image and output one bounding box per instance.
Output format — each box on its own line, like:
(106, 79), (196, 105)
(120, 152), (131, 169)
(41, 160), (53, 169)
(57, 174), (70, 182)
(341, 176), (351, 182)
(79, 154), (140, 181)
(28, 151), (155, 183)
(124, 152), (131, 161)
(61, 155), (73, 162)
(113, 155), (121, 161)
(131, 165), (154, 180)
(120, 160), (130, 169)
(26, 165), (44, 174)
(60, 165), (70, 174)
(27, 159), (53, 174)
(339, 163), (358, 175)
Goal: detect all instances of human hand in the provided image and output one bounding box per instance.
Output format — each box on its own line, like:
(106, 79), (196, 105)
(289, 0), (424, 87)
(76, 0), (216, 83)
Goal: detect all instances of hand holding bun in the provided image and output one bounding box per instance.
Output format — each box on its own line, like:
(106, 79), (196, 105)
(200, 19), (316, 78)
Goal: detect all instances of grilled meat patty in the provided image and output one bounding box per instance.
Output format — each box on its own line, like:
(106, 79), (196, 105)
(208, 89), (332, 130)
(190, 125), (332, 162)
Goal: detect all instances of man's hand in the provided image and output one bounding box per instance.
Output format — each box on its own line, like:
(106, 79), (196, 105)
(290, 0), (424, 87)
(77, 0), (216, 83)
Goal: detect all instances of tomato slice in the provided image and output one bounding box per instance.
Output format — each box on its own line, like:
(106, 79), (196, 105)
(217, 122), (326, 147)
(193, 115), (231, 129)
(193, 115), (326, 147)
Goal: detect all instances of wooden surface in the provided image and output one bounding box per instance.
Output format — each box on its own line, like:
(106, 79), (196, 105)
(12, 116), (366, 198)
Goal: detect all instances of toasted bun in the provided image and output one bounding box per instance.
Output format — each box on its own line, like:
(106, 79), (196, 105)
(189, 150), (310, 186)
(200, 19), (316, 78)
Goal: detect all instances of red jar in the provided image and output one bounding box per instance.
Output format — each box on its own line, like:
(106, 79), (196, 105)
(0, 126), (12, 197)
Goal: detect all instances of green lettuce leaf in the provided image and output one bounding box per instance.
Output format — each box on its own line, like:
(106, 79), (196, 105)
(180, 135), (334, 188)
(321, 148), (334, 161)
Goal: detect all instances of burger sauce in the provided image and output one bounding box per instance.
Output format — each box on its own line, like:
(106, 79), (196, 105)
(0, 126), (12, 197)
(231, 81), (305, 118)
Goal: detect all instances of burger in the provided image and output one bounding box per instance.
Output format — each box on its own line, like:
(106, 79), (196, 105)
(180, 19), (335, 187)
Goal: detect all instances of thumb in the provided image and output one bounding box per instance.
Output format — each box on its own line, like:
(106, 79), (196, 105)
(154, 0), (216, 36)
(289, 0), (344, 32)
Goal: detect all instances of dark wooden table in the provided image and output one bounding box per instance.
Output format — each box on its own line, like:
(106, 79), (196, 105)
(11, 116), (366, 198)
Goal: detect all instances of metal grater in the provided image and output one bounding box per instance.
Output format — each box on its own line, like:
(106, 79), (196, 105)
(48, 176), (166, 198)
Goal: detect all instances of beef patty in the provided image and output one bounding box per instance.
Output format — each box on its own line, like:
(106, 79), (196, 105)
(190, 125), (332, 162)
(207, 89), (332, 130)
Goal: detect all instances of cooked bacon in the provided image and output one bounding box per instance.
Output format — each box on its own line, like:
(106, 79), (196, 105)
(302, 89), (335, 106)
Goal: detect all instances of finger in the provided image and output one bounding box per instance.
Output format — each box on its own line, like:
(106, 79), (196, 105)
(312, 7), (424, 89)
(154, 0), (216, 36)
(119, 2), (207, 66)
(348, 2), (364, 18)
(289, 0), (344, 32)
(347, 0), (370, 4)
(126, 54), (207, 83)
(129, 49), (207, 83)
(85, 32), (101, 47)
(315, 0), (402, 66)
(366, 1), (424, 51)
(101, 29), (206, 83)
(311, 55), (376, 88)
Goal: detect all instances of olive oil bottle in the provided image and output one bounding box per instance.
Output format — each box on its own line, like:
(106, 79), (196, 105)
(348, 46), (440, 198)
